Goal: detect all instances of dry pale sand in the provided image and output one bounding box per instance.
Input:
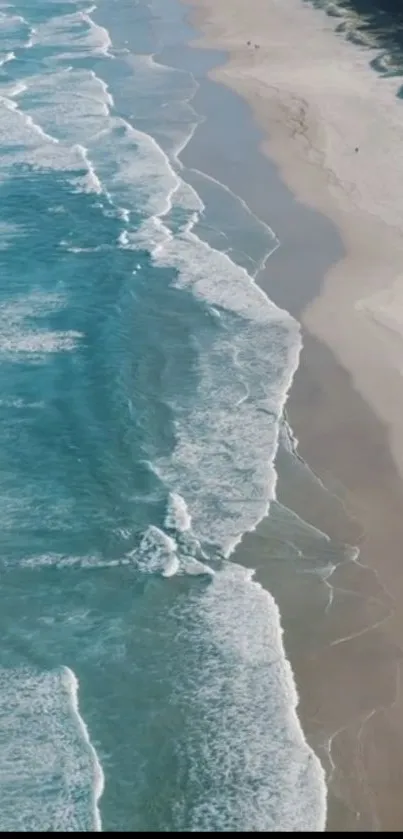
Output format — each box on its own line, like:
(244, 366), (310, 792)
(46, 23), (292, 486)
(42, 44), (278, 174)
(180, 0), (403, 832)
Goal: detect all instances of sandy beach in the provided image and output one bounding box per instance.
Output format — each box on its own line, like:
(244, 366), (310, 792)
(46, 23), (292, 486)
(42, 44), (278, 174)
(180, 0), (403, 831)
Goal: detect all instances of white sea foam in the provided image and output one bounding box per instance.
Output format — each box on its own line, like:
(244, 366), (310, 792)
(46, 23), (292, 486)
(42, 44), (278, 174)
(7, 80), (27, 97)
(88, 119), (194, 217)
(161, 553), (180, 577)
(17, 548), (209, 576)
(181, 555), (215, 576)
(0, 219), (23, 249)
(133, 524), (214, 577)
(19, 553), (108, 570)
(173, 561), (326, 831)
(148, 225), (300, 553)
(74, 143), (103, 193)
(0, 292), (83, 360)
(62, 667), (104, 832)
(81, 5), (113, 57)
(0, 398), (44, 409)
(15, 68), (114, 145)
(0, 50), (15, 66)
(0, 91), (110, 193)
(136, 524), (179, 575)
(165, 491), (192, 532)
(0, 666), (103, 831)
(0, 13), (116, 201)
(31, 6), (112, 58)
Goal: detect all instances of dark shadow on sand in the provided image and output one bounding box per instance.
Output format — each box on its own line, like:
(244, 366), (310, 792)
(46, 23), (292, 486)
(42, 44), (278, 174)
(307, 0), (403, 89)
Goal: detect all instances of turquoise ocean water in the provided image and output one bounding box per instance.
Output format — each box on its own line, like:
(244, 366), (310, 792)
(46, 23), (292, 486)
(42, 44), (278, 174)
(0, 0), (327, 830)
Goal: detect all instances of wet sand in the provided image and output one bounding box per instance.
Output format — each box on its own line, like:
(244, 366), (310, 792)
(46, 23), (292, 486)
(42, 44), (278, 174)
(179, 0), (403, 831)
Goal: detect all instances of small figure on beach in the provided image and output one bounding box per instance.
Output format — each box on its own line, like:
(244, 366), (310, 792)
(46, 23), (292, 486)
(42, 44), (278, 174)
(247, 40), (251, 46)
(355, 146), (359, 153)
(254, 43), (260, 49)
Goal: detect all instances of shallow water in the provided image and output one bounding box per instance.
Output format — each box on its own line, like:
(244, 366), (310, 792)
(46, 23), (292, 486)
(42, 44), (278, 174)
(0, 0), (332, 830)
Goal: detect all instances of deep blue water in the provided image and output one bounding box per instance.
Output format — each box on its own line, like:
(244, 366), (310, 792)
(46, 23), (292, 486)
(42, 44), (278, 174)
(0, 0), (327, 830)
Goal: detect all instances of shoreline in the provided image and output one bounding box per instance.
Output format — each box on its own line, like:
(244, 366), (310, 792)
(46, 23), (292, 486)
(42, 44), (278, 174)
(182, 0), (403, 488)
(178, 0), (403, 831)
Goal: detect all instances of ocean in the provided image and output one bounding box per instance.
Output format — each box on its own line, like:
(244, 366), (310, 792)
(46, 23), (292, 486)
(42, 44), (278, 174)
(0, 0), (330, 831)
